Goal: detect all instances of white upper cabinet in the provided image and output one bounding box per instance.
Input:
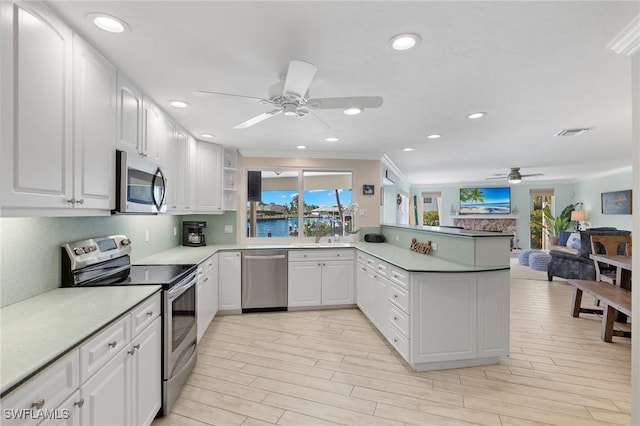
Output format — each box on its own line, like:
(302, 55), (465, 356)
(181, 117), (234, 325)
(116, 73), (143, 155)
(196, 141), (222, 213)
(1, 1), (73, 210)
(72, 35), (116, 210)
(142, 99), (162, 164)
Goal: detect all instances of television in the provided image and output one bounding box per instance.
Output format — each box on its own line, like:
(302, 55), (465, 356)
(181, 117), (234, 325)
(459, 187), (511, 214)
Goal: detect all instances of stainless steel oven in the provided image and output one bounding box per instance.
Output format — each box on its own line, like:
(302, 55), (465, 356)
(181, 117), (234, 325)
(163, 270), (197, 414)
(61, 235), (197, 417)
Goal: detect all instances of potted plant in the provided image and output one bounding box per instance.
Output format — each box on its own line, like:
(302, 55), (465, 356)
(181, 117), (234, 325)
(532, 203), (580, 246)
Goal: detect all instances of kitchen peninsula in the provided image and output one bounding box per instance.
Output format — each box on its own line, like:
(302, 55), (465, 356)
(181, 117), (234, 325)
(137, 224), (512, 372)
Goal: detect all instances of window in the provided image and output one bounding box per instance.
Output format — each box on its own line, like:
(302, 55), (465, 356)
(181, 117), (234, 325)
(245, 169), (353, 240)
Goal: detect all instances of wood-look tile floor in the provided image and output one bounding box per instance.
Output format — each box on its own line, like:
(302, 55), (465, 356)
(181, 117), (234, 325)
(152, 274), (631, 426)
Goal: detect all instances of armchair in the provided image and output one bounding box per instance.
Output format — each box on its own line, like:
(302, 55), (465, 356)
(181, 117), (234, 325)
(547, 228), (631, 282)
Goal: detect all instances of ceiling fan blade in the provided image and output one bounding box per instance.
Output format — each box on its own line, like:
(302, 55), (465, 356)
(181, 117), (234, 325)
(307, 96), (383, 110)
(192, 89), (266, 102)
(521, 173), (544, 178)
(233, 110), (282, 129)
(485, 176), (507, 180)
(283, 60), (317, 99)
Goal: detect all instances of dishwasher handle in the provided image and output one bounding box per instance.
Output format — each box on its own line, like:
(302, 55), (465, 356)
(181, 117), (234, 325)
(243, 254), (286, 260)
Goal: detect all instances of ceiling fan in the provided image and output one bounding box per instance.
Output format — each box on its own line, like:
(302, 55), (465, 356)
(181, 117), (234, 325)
(486, 167), (543, 184)
(194, 60), (383, 129)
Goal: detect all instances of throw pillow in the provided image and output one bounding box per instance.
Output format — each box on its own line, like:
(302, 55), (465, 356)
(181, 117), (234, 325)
(567, 232), (581, 249)
(558, 231), (571, 246)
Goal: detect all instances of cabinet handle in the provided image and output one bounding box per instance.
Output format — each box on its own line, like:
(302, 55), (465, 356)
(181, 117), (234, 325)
(336, 254), (340, 257)
(394, 316), (398, 321)
(31, 399), (45, 409)
(146, 311), (153, 316)
(393, 338), (398, 344)
(204, 278), (209, 282)
(108, 340), (117, 348)
(128, 343), (140, 355)
(74, 398), (85, 408)
(394, 294), (398, 299)
(76, 199), (84, 205)
(66, 199), (75, 204)
(361, 267), (367, 272)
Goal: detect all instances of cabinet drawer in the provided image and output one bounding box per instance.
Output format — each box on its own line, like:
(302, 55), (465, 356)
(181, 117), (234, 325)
(289, 249), (354, 261)
(375, 261), (389, 277)
(389, 282), (409, 312)
(1, 350), (79, 426)
(389, 266), (408, 289)
(201, 254), (217, 273)
(388, 303), (410, 336)
(80, 314), (130, 383)
(387, 323), (410, 360)
(357, 253), (376, 268)
(131, 293), (161, 337)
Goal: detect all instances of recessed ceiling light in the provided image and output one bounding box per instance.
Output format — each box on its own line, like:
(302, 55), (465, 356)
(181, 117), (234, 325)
(467, 112), (487, 119)
(427, 134), (441, 139)
(403, 148), (414, 152)
(88, 13), (128, 33)
(169, 100), (189, 108)
(200, 133), (214, 138)
(343, 107), (362, 116)
(296, 145), (306, 150)
(325, 137), (339, 142)
(389, 33), (421, 51)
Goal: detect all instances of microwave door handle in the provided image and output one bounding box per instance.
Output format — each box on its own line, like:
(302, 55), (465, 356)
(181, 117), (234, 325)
(151, 168), (166, 211)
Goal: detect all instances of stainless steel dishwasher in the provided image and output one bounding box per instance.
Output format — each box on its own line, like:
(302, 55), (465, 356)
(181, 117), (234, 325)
(241, 250), (288, 312)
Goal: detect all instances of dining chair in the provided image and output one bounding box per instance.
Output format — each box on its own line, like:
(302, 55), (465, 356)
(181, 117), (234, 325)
(589, 235), (631, 285)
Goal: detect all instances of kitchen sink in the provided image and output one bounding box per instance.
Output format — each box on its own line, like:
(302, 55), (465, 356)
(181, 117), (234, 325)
(290, 242), (352, 248)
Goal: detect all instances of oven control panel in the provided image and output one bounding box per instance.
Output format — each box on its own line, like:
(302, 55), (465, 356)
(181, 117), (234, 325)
(62, 235), (132, 271)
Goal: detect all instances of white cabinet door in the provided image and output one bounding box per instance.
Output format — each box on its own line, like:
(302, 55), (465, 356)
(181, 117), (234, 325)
(39, 390), (82, 426)
(321, 260), (354, 305)
(288, 261), (322, 307)
(72, 35), (115, 210)
(218, 252), (241, 311)
(356, 264), (371, 317)
(1, 1), (73, 209)
(197, 256), (218, 341)
(81, 347), (131, 426)
(477, 270), (510, 358)
(115, 73), (142, 156)
(132, 318), (161, 426)
(142, 99), (162, 164)
(170, 128), (196, 212)
(374, 274), (390, 338)
(196, 141), (222, 213)
(411, 273), (477, 364)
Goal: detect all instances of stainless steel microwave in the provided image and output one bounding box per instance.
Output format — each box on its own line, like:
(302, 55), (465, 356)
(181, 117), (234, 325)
(115, 150), (167, 214)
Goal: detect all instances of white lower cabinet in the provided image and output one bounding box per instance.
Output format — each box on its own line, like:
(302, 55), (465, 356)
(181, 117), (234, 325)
(288, 250), (354, 307)
(355, 250), (510, 371)
(0, 293), (161, 426)
(218, 251), (241, 312)
(197, 254), (219, 340)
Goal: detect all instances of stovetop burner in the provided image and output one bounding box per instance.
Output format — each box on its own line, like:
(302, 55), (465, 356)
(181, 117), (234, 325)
(61, 234), (196, 289)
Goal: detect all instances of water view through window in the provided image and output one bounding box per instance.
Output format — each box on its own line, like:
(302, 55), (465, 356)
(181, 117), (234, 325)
(246, 170), (353, 238)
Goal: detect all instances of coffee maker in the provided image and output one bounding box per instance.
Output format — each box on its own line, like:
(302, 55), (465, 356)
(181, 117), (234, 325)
(182, 221), (206, 247)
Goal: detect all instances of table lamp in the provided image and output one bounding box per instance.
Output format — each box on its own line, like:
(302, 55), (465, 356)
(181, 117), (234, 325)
(571, 210), (586, 231)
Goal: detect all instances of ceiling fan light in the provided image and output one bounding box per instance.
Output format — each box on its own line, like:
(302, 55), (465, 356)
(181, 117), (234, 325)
(508, 177), (522, 184)
(467, 112), (487, 119)
(282, 103), (297, 116)
(389, 33), (421, 51)
(344, 107), (362, 116)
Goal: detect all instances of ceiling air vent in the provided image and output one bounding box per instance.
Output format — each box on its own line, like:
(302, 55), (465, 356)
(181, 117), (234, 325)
(554, 128), (590, 136)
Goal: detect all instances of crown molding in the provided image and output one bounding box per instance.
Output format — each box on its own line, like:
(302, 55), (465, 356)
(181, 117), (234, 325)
(607, 15), (640, 56)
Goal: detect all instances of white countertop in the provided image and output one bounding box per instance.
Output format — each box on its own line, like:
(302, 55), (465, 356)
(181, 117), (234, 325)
(135, 242), (508, 272)
(0, 286), (161, 396)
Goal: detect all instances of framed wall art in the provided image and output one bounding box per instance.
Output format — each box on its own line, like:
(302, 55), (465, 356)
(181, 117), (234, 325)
(362, 184), (375, 195)
(601, 190), (632, 214)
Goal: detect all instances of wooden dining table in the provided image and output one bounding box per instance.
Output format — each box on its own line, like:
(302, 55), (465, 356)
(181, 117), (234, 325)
(589, 254), (632, 322)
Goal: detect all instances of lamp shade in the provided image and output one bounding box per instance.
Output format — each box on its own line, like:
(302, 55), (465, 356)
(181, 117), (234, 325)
(571, 211), (586, 221)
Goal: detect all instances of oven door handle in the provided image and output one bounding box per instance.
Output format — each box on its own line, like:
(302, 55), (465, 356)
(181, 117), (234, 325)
(168, 274), (197, 301)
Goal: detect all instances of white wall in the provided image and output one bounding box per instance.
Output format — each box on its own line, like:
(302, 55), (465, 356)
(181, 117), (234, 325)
(573, 168), (634, 231)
